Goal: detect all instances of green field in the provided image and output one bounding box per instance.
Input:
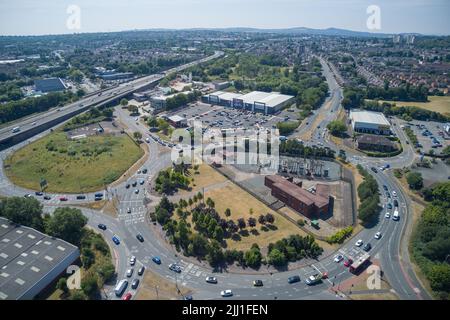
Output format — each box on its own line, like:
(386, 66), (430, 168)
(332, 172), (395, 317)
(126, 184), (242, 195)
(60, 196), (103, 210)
(4, 132), (144, 193)
(378, 96), (450, 116)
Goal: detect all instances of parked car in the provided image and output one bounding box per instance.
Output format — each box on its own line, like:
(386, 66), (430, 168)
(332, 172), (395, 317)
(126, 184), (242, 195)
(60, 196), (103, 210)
(129, 256), (136, 266)
(152, 256), (161, 265)
(35, 191), (43, 196)
(169, 263), (181, 273)
(76, 195), (86, 200)
(127, 208), (131, 213)
(288, 275), (301, 284)
(43, 195), (51, 200)
(206, 276), (218, 284)
(374, 232), (382, 240)
(221, 290), (233, 297)
(355, 239), (363, 247)
(387, 203), (393, 210)
(59, 196), (68, 201)
(392, 191), (397, 197)
(385, 212), (391, 219)
(138, 266), (145, 276)
(134, 189), (139, 194)
(125, 184), (130, 189)
(363, 243), (372, 252)
(142, 168), (148, 174)
(97, 224), (107, 230)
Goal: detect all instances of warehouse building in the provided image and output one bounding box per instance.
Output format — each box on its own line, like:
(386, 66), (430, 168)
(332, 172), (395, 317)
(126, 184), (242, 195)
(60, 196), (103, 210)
(356, 134), (397, 152)
(264, 175), (331, 218)
(349, 110), (391, 135)
(202, 90), (294, 115)
(34, 78), (67, 93)
(0, 217), (80, 300)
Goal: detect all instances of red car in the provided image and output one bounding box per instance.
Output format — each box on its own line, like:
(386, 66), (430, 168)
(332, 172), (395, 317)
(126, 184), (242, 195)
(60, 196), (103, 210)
(344, 259), (353, 267)
(122, 292), (132, 300)
(59, 196), (68, 201)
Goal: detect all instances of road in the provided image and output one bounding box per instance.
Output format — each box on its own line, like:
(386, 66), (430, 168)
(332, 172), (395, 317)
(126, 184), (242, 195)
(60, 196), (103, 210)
(0, 52), (432, 301)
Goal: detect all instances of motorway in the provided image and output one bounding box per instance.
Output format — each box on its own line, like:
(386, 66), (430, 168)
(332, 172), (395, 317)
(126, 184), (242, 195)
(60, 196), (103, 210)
(0, 53), (432, 301)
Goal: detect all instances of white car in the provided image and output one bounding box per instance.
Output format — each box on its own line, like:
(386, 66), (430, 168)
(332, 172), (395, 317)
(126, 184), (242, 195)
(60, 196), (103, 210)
(127, 208), (131, 214)
(130, 256), (136, 265)
(392, 191), (397, 197)
(221, 290), (233, 297)
(126, 268), (133, 277)
(334, 254), (344, 263)
(385, 212), (391, 219)
(355, 239), (363, 247)
(374, 232), (382, 240)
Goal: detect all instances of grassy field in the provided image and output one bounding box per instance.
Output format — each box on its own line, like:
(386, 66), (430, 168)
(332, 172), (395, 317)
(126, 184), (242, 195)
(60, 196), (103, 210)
(135, 268), (191, 300)
(375, 96), (450, 116)
(4, 131), (143, 193)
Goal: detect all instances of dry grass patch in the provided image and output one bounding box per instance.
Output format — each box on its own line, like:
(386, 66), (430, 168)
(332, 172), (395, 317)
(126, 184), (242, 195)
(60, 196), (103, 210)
(350, 292), (399, 300)
(186, 164), (227, 193)
(375, 96), (450, 116)
(135, 269), (191, 300)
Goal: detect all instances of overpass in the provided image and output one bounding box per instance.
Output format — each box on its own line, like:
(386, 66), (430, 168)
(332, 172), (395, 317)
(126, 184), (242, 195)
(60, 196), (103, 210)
(0, 51), (223, 150)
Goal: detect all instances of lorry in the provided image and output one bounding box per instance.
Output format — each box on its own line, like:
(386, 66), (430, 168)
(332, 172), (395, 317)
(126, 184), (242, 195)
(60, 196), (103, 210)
(349, 253), (371, 274)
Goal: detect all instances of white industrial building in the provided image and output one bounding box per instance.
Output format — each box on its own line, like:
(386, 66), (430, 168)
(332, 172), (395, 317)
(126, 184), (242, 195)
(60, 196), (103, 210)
(0, 217), (80, 300)
(202, 90), (295, 115)
(349, 110), (391, 135)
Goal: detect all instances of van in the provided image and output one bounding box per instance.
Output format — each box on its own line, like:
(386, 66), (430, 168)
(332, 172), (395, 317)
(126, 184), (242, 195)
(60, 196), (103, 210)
(393, 209), (400, 221)
(114, 280), (128, 297)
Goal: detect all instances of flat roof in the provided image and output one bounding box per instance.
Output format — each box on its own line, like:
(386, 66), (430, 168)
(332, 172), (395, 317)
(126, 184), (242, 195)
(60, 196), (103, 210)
(168, 115), (186, 122)
(0, 217), (79, 300)
(349, 110), (390, 126)
(206, 91), (294, 108)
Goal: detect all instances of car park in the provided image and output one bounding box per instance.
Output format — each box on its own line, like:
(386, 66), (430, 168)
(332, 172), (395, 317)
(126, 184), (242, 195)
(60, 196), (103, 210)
(136, 234), (144, 242)
(131, 279), (140, 289)
(288, 275), (301, 284)
(152, 256), (161, 264)
(221, 290), (233, 297)
(138, 266), (145, 276)
(98, 224), (107, 230)
(206, 276), (218, 284)
(355, 239), (363, 247)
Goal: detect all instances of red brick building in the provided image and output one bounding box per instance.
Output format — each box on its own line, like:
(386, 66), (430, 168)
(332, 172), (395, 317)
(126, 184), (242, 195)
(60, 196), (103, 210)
(265, 175), (330, 218)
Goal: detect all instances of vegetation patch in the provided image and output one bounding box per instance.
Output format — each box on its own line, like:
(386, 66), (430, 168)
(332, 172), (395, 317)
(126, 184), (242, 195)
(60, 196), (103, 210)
(4, 131), (143, 193)
(356, 165), (382, 227)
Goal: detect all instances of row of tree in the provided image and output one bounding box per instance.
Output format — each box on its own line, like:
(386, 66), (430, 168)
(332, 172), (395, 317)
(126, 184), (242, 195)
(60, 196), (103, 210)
(356, 165), (382, 226)
(279, 139), (336, 158)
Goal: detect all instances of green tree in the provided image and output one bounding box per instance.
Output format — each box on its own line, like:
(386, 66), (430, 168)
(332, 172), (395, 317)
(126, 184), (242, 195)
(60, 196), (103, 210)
(407, 172), (423, 190)
(45, 207), (88, 246)
(81, 275), (99, 299)
(133, 131), (142, 141)
(326, 120), (347, 136)
(244, 244), (262, 269)
(57, 278), (68, 293)
(0, 197), (44, 231)
(268, 248), (287, 266)
(120, 98), (128, 106)
(206, 240), (224, 266)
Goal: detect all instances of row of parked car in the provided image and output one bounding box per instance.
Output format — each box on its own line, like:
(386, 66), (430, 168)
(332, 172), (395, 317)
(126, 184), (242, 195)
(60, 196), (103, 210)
(25, 192), (104, 201)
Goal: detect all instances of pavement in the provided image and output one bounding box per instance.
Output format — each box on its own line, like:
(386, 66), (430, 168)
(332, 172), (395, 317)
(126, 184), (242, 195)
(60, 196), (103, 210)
(0, 53), (433, 301)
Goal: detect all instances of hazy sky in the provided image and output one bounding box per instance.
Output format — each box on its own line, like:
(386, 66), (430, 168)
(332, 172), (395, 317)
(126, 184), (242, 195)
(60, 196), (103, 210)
(0, 0), (449, 36)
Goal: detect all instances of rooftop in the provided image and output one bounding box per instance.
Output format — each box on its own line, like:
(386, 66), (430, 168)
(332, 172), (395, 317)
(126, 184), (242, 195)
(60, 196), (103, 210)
(0, 217), (79, 300)
(349, 110), (390, 126)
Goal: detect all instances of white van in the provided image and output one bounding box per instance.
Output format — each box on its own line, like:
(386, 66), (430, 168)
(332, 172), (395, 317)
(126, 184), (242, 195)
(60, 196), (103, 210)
(114, 279), (128, 297)
(12, 126), (20, 133)
(393, 209), (400, 221)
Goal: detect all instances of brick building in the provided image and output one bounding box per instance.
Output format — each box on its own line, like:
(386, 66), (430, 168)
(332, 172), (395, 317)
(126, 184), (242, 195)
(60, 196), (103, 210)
(264, 175), (331, 219)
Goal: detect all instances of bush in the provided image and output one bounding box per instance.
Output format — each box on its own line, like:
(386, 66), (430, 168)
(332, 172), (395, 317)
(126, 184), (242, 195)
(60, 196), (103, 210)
(326, 226), (353, 244)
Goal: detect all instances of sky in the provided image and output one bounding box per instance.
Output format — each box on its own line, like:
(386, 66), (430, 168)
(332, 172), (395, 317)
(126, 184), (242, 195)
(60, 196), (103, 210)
(0, 0), (449, 36)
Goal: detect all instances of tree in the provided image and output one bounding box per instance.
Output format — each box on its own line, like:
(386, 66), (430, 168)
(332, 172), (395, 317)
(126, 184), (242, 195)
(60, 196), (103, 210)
(147, 116), (158, 128)
(244, 244), (262, 268)
(224, 208), (231, 217)
(248, 217), (257, 227)
(265, 213), (275, 224)
(268, 248), (287, 266)
(81, 275), (99, 299)
(0, 197), (44, 231)
(407, 172), (423, 190)
(133, 131), (142, 141)
(206, 240), (224, 266)
(156, 207), (171, 225)
(213, 226), (224, 242)
(258, 214), (266, 224)
(237, 218), (246, 229)
(57, 278), (68, 293)
(206, 197), (215, 208)
(45, 207), (87, 246)
(120, 98), (128, 106)
(326, 120), (347, 136)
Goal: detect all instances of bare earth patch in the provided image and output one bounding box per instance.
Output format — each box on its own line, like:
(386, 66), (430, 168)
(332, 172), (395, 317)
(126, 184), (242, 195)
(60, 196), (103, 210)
(135, 269), (192, 300)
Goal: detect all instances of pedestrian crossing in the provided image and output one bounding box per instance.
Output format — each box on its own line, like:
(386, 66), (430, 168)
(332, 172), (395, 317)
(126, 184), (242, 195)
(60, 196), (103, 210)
(118, 206), (145, 225)
(177, 260), (209, 285)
